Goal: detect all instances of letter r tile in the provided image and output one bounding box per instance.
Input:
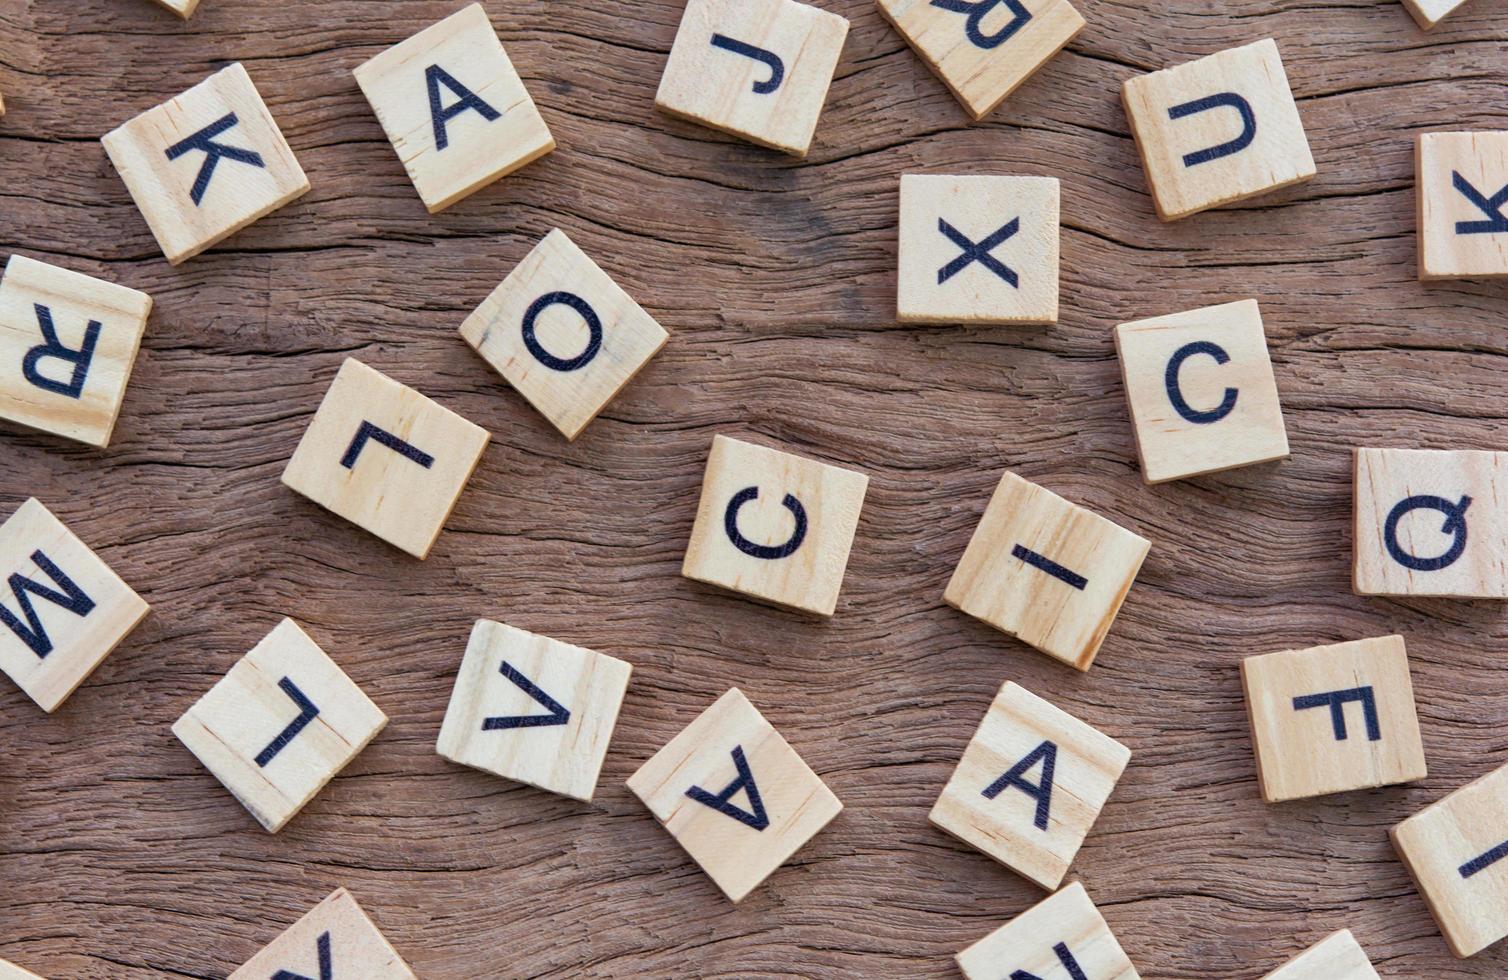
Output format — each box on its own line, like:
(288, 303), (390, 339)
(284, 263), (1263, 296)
(229, 888), (415, 979)
(1417, 132), (1508, 280)
(956, 882), (1140, 979)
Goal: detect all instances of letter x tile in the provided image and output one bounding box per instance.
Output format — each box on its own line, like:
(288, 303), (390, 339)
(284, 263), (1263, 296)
(172, 618), (388, 833)
(1260, 930), (1380, 980)
(281, 358), (490, 560)
(0, 959), (44, 980)
(229, 888), (415, 979)
(956, 881), (1140, 980)
(1417, 132), (1508, 280)
(626, 688), (842, 903)
(102, 63), (309, 265)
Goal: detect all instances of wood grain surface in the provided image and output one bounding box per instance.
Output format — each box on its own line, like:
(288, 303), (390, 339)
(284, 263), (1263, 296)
(2, 0), (1507, 976)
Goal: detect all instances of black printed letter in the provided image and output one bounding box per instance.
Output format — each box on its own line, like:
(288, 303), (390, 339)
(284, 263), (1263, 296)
(254, 677), (320, 768)
(1384, 494), (1471, 572)
(483, 661), (571, 730)
(0, 550), (95, 658)
(686, 745), (770, 831)
(1452, 171), (1508, 235)
(341, 421), (436, 471)
(271, 930), (332, 980)
(724, 487), (807, 560)
(521, 291), (603, 372)
(1461, 840), (1508, 879)
(22, 304), (100, 399)
(982, 740), (1057, 831)
(1164, 341), (1237, 425)
(427, 64), (501, 151)
(164, 113), (265, 206)
(709, 35), (785, 94)
(929, 0), (1032, 50)
(1011, 943), (1089, 980)
(1167, 93), (1257, 168)
(1292, 686), (1381, 742)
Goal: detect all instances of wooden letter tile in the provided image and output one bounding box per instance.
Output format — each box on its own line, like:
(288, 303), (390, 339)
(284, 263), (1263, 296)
(1391, 760), (1508, 957)
(459, 229), (668, 440)
(172, 618), (388, 832)
(944, 472), (1149, 670)
(626, 688), (842, 902)
(1122, 39), (1315, 221)
(655, 0), (849, 157)
(931, 682), (1129, 890)
(1260, 930), (1380, 980)
(101, 63), (309, 265)
(956, 881), (1139, 980)
(1417, 132), (1508, 280)
(229, 888), (415, 979)
(897, 174), (1059, 325)
(1403, 0), (1472, 29)
(437, 619), (632, 802)
(0, 498), (148, 712)
(681, 435), (868, 616)
(876, 0), (1084, 121)
(1114, 299), (1288, 484)
(354, 3), (555, 214)
(0, 958), (45, 980)
(1353, 447), (1508, 598)
(147, 0), (201, 18)
(1241, 635), (1426, 803)
(281, 358), (489, 559)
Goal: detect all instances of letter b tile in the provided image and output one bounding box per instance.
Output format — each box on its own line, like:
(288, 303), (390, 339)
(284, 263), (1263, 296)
(956, 882), (1140, 979)
(1417, 131), (1508, 280)
(230, 888), (415, 979)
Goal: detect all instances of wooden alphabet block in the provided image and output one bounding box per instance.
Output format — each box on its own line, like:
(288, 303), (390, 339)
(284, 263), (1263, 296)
(944, 472), (1149, 670)
(354, 3), (555, 214)
(101, 64), (309, 265)
(1403, 0), (1472, 29)
(0, 498), (148, 712)
(1241, 636), (1427, 803)
(1122, 39), (1315, 221)
(1417, 132), (1508, 280)
(147, 0), (201, 18)
(876, 0), (1084, 121)
(681, 435), (868, 616)
(229, 888), (415, 979)
(956, 881), (1139, 980)
(1260, 930), (1380, 980)
(1114, 299), (1288, 484)
(437, 619), (632, 802)
(1353, 447), (1508, 598)
(897, 174), (1059, 325)
(459, 229), (668, 440)
(626, 688), (842, 902)
(1391, 760), (1508, 957)
(281, 359), (489, 559)
(172, 618), (388, 832)
(0, 255), (152, 447)
(0, 958), (45, 980)
(655, 0), (849, 157)
(931, 682), (1130, 890)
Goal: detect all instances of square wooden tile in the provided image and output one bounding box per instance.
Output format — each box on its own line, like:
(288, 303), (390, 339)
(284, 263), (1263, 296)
(1417, 132), (1508, 280)
(931, 682), (1129, 890)
(172, 618), (388, 832)
(956, 881), (1139, 980)
(1115, 299), (1288, 484)
(626, 687), (842, 902)
(281, 358), (489, 559)
(655, 0), (849, 157)
(354, 3), (555, 214)
(944, 472), (1149, 670)
(1403, 0), (1472, 29)
(1353, 447), (1508, 598)
(459, 229), (668, 440)
(1241, 635), (1427, 803)
(147, 0), (201, 17)
(101, 63), (309, 265)
(437, 619), (633, 802)
(229, 888), (415, 979)
(1122, 39), (1315, 221)
(681, 435), (868, 616)
(0, 958), (45, 980)
(1392, 760), (1508, 957)
(0, 498), (148, 713)
(0, 254), (152, 447)
(1260, 930), (1379, 980)
(876, 0), (1084, 121)
(897, 174), (1059, 325)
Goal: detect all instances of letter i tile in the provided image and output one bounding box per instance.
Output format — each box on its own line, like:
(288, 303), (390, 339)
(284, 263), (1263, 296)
(956, 882), (1140, 979)
(229, 888), (415, 979)
(1417, 132), (1508, 280)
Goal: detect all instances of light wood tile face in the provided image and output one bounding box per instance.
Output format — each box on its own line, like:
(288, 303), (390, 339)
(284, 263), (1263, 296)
(1241, 635), (1427, 803)
(146, 0), (200, 17)
(1352, 447), (1508, 598)
(626, 688), (842, 903)
(944, 472), (1149, 670)
(897, 174), (1059, 325)
(1392, 761), (1508, 958)
(228, 888), (415, 979)
(0, 958), (45, 980)
(876, 0), (1084, 120)
(459, 229), (668, 440)
(437, 619), (633, 802)
(281, 358), (489, 559)
(101, 63), (309, 264)
(172, 618), (388, 833)
(1114, 298), (1288, 484)
(1121, 39), (1315, 221)
(1417, 132), (1508, 280)
(930, 682), (1130, 890)
(1260, 930), (1380, 980)
(353, 3), (555, 213)
(0, 498), (148, 713)
(655, 0), (850, 156)
(1403, 0), (1472, 29)
(681, 435), (868, 616)
(956, 881), (1140, 980)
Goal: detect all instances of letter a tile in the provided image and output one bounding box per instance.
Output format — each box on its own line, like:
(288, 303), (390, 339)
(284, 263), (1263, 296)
(229, 888), (415, 979)
(1403, 0), (1473, 29)
(956, 881), (1140, 979)
(459, 229), (668, 440)
(281, 359), (489, 559)
(1417, 132), (1508, 280)
(354, 3), (555, 214)
(626, 688), (842, 903)
(172, 619), (388, 832)
(0, 959), (45, 980)
(437, 619), (632, 802)
(1260, 930), (1380, 980)
(0, 498), (148, 712)
(102, 63), (309, 265)
(1122, 39), (1314, 221)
